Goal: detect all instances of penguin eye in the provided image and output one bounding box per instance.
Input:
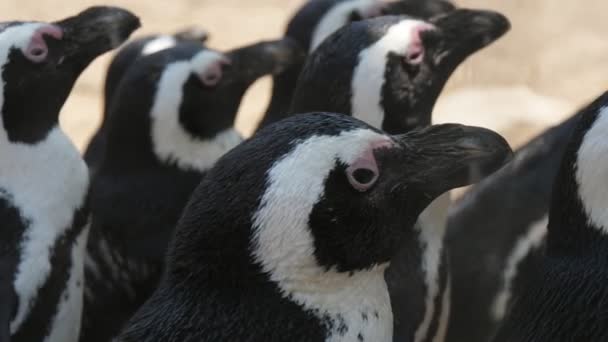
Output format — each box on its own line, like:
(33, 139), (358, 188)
(346, 150), (381, 192)
(348, 11), (364, 22)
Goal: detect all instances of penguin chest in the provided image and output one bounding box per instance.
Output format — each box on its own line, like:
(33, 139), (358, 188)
(287, 268), (393, 342)
(0, 127), (89, 341)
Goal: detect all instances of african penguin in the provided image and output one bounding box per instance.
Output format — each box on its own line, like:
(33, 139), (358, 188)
(118, 112), (512, 342)
(256, 0), (455, 131)
(80, 38), (304, 342)
(287, 10), (509, 342)
(84, 27), (209, 175)
(0, 7), (139, 342)
(445, 113), (580, 342)
(492, 91), (608, 342)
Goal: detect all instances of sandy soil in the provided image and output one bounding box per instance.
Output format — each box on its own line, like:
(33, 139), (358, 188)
(1, 0), (607, 149)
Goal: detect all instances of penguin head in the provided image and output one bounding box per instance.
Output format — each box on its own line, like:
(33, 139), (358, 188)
(171, 113), (512, 282)
(289, 0), (455, 53)
(290, 9), (510, 133)
(0, 6), (139, 144)
(548, 92), (608, 256)
(104, 38), (304, 171)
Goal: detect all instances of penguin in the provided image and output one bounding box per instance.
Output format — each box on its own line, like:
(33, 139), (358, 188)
(286, 10), (509, 342)
(444, 113), (580, 342)
(84, 27), (209, 174)
(256, 0), (456, 131)
(80, 38), (305, 342)
(491, 91), (608, 342)
(0, 6), (139, 342)
(117, 112), (512, 342)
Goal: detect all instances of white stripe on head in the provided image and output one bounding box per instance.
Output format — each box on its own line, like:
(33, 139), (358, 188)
(413, 192), (450, 342)
(351, 18), (430, 130)
(141, 35), (177, 56)
(491, 215), (547, 321)
(150, 49), (242, 172)
(576, 106), (608, 233)
(251, 128), (394, 342)
(310, 0), (382, 52)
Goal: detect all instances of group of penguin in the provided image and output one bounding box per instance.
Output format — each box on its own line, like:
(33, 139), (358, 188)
(1, 0), (607, 341)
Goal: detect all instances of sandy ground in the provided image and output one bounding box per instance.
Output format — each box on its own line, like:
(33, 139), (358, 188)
(1, 0), (607, 150)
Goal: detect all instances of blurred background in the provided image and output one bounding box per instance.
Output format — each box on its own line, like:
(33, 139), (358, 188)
(2, 0), (606, 149)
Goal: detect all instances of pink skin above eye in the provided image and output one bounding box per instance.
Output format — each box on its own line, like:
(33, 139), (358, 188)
(24, 24), (63, 63)
(347, 139), (395, 192)
(199, 56), (232, 87)
(406, 24), (436, 65)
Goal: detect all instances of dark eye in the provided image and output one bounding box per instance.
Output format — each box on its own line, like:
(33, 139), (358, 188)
(347, 166), (379, 192)
(348, 11), (364, 22)
(353, 168), (376, 184)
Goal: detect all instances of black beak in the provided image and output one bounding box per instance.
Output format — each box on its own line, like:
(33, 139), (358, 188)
(53, 6), (140, 67)
(382, 0), (456, 19)
(225, 38), (306, 85)
(394, 124), (513, 195)
(425, 9), (510, 65)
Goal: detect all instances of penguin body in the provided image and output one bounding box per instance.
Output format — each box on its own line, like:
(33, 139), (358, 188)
(84, 28), (209, 175)
(257, 0), (455, 130)
(287, 11), (509, 342)
(493, 91), (608, 342)
(445, 113), (580, 342)
(0, 7), (139, 342)
(118, 112), (512, 342)
(81, 38), (304, 342)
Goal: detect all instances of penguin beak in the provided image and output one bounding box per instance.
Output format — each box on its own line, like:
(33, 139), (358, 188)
(52, 6), (140, 68)
(392, 124), (513, 196)
(424, 9), (510, 66)
(224, 38), (306, 85)
(381, 0), (456, 19)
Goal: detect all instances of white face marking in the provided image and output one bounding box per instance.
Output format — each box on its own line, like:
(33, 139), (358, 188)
(251, 129), (394, 342)
(45, 225), (90, 342)
(413, 193), (450, 342)
(576, 106), (608, 233)
(141, 35), (177, 56)
(491, 215), (548, 321)
(351, 19), (432, 129)
(1, 126), (89, 335)
(310, 0), (384, 52)
(149, 49), (242, 172)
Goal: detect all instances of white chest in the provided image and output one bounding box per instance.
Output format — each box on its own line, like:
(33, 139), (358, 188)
(0, 127), (89, 338)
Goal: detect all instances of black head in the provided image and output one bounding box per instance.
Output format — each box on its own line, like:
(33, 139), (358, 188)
(103, 38), (303, 171)
(170, 113), (512, 287)
(290, 9), (510, 134)
(0, 6), (139, 144)
(547, 91), (608, 257)
(104, 26), (209, 112)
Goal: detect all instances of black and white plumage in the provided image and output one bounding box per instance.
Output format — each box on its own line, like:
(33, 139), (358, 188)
(117, 112), (512, 342)
(80, 38), (304, 342)
(491, 91), (608, 342)
(84, 27), (209, 174)
(256, 0), (455, 131)
(286, 10), (509, 342)
(0, 7), (139, 342)
(445, 113), (580, 342)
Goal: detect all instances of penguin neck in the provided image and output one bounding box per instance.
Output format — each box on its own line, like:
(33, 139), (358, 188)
(547, 106), (608, 257)
(256, 63), (304, 131)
